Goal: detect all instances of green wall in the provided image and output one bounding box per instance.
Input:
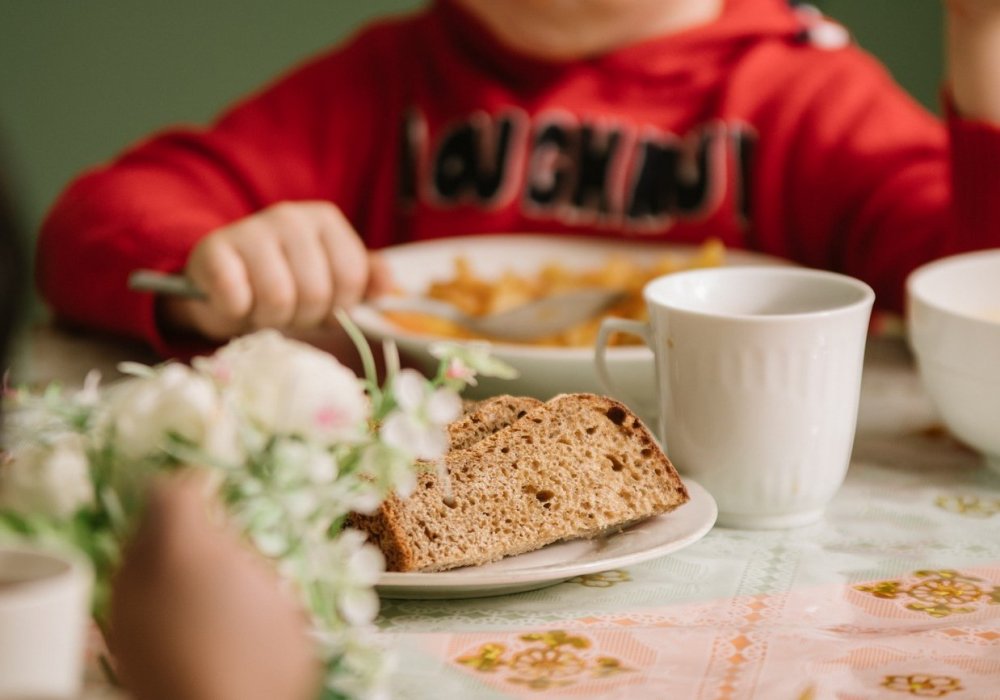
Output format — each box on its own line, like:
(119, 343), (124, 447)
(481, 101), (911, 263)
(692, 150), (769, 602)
(823, 0), (945, 112)
(0, 0), (423, 237)
(0, 0), (944, 241)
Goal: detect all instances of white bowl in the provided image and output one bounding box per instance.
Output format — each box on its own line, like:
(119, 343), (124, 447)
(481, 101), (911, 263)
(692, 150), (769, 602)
(353, 235), (787, 423)
(906, 249), (1000, 474)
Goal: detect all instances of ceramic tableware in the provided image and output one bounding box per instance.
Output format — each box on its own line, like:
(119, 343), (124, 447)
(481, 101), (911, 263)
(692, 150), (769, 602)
(595, 267), (874, 529)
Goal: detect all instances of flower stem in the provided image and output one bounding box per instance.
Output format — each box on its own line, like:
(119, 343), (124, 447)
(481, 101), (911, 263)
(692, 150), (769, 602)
(335, 310), (377, 390)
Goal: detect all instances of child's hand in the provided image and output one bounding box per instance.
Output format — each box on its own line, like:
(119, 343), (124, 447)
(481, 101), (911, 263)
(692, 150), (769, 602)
(161, 201), (390, 341)
(110, 470), (321, 700)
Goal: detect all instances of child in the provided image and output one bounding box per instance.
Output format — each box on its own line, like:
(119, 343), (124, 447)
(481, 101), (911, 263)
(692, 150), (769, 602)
(36, 0), (1000, 358)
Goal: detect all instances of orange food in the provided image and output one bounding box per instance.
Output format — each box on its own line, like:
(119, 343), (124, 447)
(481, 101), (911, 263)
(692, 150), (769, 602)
(383, 238), (725, 346)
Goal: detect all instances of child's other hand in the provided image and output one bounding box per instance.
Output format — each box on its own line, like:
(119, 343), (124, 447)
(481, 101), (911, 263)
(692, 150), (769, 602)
(110, 470), (321, 700)
(944, 0), (1000, 122)
(162, 201), (391, 341)
(945, 0), (1000, 19)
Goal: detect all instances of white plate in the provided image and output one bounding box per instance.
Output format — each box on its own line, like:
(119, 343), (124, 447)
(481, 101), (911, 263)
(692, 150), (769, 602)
(375, 478), (717, 599)
(353, 235), (788, 420)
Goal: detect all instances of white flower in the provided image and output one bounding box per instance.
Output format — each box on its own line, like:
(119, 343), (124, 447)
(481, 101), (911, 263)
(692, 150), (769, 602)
(107, 363), (240, 463)
(251, 529), (290, 559)
(199, 331), (368, 445)
(0, 433), (93, 519)
(442, 357), (477, 386)
(313, 446), (401, 514)
(343, 488), (383, 516)
(76, 370), (103, 407)
(270, 439), (339, 486)
(325, 529), (384, 626)
(380, 369), (461, 461)
(1, 317), (513, 700)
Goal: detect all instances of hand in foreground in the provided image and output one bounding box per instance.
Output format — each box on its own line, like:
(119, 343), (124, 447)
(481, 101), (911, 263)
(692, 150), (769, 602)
(109, 471), (321, 700)
(945, 0), (1000, 17)
(161, 201), (392, 341)
(944, 0), (1000, 122)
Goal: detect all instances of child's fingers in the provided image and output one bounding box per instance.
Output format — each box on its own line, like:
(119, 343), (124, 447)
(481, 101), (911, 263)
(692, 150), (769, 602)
(177, 202), (375, 339)
(230, 222), (299, 329)
(309, 202), (371, 310)
(187, 236), (253, 322)
(366, 252), (396, 297)
(267, 205), (336, 328)
(169, 236), (254, 340)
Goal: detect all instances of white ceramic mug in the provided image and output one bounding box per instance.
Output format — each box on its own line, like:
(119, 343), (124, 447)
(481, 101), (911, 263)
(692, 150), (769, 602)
(595, 267), (874, 529)
(0, 546), (93, 699)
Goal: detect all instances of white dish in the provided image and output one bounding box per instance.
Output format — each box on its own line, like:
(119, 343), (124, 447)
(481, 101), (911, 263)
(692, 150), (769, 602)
(375, 478), (716, 599)
(906, 248), (1000, 474)
(353, 235), (788, 422)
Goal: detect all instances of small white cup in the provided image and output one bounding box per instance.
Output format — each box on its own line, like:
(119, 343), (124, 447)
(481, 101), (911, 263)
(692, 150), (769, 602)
(0, 546), (93, 699)
(595, 267), (874, 529)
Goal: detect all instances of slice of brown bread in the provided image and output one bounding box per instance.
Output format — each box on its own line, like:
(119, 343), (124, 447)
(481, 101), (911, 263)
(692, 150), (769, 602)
(448, 395), (544, 450)
(353, 393), (689, 572)
(348, 395), (541, 555)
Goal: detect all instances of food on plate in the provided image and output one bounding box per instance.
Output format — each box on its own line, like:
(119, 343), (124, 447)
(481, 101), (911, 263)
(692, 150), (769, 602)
(380, 238), (725, 346)
(349, 393), (689, 573)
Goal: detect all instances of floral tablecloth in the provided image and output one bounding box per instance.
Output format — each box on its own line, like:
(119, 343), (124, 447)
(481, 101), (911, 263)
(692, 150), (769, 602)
(375, 337), (1000, 699)
(27, 329), (995, 700)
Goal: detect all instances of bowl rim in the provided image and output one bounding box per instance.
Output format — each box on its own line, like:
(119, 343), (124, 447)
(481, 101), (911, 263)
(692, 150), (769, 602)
(357, 234), (789, 358)
(906, 249), (1000, 328)
(352, 304), (654, 360)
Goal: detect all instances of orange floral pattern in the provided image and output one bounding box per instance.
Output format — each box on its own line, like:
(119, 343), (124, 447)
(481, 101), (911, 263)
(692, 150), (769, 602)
(455, 630), (632, 691)
(855, 570), (1000, 618)
(882, 674), (964, 697)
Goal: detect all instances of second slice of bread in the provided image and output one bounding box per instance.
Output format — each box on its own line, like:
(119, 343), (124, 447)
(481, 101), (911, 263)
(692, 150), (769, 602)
(354, 392), (689, 572)
(448, 395), (543, 450)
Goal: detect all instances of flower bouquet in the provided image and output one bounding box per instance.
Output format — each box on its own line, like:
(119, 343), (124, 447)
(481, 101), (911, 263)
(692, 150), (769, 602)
(0, 315), (515, 699)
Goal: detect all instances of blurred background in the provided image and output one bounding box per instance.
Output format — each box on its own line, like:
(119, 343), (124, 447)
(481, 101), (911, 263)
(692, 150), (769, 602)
(0, 0), (943, 310)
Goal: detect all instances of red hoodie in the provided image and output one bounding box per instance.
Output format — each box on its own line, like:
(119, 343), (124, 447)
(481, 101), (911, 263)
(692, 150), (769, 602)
(36, 0), (1000, 357)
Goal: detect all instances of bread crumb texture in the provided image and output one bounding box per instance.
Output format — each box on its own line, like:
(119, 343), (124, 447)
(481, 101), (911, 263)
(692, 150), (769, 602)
(350, 393), (688, 572)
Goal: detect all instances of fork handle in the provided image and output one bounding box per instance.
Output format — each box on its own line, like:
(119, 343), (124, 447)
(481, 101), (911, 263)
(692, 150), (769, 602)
(128, 271), (468, 324)
(368, 296), (467, 324)
(128, 270), (207, 300)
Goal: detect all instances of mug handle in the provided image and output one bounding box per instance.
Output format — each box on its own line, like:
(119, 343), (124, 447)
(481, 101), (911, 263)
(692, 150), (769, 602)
(595, 317), (657, 419)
